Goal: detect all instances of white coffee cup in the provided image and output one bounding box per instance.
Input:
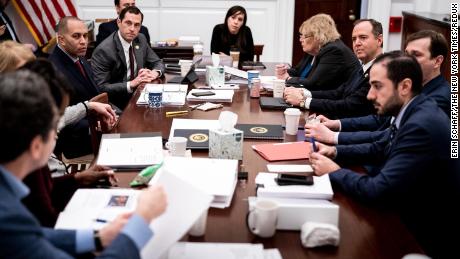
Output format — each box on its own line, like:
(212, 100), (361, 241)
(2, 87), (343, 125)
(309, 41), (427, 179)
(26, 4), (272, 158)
(188, 209), (208, 236)
(284, 108), (301, 135)
(165, 137), (187, 156)
(247, 199), (278, 238)
(272, 79), (285, 98)
(179, 60), (193, 77)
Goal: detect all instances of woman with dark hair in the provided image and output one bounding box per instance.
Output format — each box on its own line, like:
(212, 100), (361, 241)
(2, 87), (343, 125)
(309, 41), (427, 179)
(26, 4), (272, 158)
(210, 5), (254, 62)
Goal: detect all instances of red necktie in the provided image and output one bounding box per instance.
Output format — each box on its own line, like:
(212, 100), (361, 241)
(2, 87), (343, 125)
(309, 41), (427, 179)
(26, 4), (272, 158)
(129, 45), (135, 80)
(75, 60), (87, 79)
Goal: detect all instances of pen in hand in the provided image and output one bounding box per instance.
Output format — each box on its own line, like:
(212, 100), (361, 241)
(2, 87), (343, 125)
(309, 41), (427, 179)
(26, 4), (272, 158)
(310, 137), (318, 152)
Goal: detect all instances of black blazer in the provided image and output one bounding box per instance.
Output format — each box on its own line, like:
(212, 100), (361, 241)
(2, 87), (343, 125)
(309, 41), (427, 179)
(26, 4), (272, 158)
(210, 24), (254, 62)
(49, 46), (100, 105)
(308, 67), (375, 119)
(287, 39), (360, 91)
(96, 19), (150, 46)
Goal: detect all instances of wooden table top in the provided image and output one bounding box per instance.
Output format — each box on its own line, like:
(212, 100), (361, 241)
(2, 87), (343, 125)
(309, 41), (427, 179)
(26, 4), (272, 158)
(111, 63), (423, 259)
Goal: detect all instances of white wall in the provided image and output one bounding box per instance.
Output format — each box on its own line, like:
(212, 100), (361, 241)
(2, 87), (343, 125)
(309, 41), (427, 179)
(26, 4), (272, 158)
(76, 0), (294, 62)
(367, 0), (451, 52)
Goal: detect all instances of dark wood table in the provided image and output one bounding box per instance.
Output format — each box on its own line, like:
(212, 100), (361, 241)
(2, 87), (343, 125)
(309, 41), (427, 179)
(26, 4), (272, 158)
(112, 63), (423, 258)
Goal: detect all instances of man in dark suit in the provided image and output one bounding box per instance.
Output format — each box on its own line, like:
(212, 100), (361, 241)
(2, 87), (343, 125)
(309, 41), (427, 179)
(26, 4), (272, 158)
(284, 19), (383, 119)
(49, 16), (116, 159)
(92, 6), (164, 109)
(305, 30), (450, 145)
(309, 51), (460, 259)
(0, 70), (167, 259)
(95, 0), (150, 47)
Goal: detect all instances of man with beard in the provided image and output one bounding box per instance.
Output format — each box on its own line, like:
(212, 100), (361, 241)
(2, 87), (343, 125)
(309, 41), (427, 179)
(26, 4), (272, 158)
(308, 51), (459, 259)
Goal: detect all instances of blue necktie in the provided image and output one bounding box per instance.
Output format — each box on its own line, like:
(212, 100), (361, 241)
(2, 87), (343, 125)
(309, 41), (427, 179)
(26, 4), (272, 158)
(300, 62), (312, 78)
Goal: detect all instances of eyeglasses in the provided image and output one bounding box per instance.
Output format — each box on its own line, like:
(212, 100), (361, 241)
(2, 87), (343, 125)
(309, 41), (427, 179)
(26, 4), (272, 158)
(299, 34), (313, 39)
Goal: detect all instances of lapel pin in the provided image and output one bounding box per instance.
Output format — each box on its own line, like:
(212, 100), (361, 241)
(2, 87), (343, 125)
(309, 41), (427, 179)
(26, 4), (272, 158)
(135, 45), (139, 50)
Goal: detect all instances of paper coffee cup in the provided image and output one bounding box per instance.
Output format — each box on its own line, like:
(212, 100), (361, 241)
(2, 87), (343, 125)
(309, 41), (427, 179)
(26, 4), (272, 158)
(284, 108), (301, 135)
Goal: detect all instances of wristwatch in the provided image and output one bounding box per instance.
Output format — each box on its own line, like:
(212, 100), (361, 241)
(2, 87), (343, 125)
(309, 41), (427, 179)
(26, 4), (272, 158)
(93, 230), (104, 252)
(299, 100), (305, 108)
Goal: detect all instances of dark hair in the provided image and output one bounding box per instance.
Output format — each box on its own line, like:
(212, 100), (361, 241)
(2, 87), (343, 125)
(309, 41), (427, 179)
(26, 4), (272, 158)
(374, 51), (423, 95)
(0, 70), (57, 163)
(354, 19), (383, 47)
(19, 58), (72, 111)
(114, 0), (119, 5)
(119, 5), (143, 23)
(405, 30), (448, 60)
(56, 16), (81, 34)
(222, 5), (248, 50)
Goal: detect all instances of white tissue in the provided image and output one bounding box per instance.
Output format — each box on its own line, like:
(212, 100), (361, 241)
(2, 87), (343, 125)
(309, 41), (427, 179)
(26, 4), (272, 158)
(300, 222), (340, 248)
(218, 111), (237, 132)
(211, 53), (220, 67)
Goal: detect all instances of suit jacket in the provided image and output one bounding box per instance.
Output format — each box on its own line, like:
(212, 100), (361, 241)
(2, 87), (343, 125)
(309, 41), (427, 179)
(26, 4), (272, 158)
(337, 74), (450, 144)
(331, 95), (460, 258)
(308, 67), (375, 119)
(96, 19), (150, 47)
(0, 168), (141, 259)
(91, 32), (165, 109)
(49, 47), (98, 158)
(210, 24), (254, 62)
(286, 39), (361, 91)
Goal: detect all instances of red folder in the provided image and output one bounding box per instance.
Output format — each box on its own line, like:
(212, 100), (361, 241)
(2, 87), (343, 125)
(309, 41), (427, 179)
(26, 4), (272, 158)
(252, 141), (311, 161)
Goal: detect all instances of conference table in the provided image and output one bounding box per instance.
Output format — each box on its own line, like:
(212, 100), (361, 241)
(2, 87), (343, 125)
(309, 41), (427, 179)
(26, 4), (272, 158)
(111, 63), (423, 258)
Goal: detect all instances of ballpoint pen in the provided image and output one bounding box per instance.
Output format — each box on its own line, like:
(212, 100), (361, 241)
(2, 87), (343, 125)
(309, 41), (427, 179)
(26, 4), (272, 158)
(310, 137), (318, 152)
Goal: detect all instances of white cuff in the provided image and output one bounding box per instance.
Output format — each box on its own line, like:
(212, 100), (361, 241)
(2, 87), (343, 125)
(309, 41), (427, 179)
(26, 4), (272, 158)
(338, 120), (342, 131)
(333, 132), (339, 145)
(302, 88), (312, 98)
(127, 81), (133, 93)
(304, 97), (312, 109)
(155, 70), (162, 77)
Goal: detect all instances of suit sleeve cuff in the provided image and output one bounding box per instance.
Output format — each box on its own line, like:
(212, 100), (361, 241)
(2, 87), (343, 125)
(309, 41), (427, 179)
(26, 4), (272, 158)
(333, 132), (339, 145)
(155, 69), (162, 77)
(76, 229), (95, 253)
(304, 97), (312, 109)
(338, 120), (342, 131)
(302, 88), (312, 98)
(121, 213), (154, 250)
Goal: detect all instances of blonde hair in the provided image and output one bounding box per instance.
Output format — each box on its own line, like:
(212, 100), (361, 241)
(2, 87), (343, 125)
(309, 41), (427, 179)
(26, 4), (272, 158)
(0, 41), (36, 73)
(300, 13), (341, 47)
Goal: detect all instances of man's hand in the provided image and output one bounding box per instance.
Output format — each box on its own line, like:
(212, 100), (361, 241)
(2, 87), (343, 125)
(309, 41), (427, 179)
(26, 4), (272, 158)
(316, 115), (341, 131)
(87, 102), (117, 127)
(98, 212), (133, 248)
(310, 152), (340, 176)
(135, 185), (167, 223)
(275, 63), (289, 80)
(305, 123), (337, 145)
(130, 70), (156, 89)
(74, 165), (118, 186)
(284, 87), (304, 106)
(314, 142), (337, 158)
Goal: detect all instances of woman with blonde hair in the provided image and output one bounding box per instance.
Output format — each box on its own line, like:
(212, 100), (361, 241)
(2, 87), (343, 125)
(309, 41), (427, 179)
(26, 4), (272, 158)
(0, 40), (35, 72)
(276, 13), (360, 91)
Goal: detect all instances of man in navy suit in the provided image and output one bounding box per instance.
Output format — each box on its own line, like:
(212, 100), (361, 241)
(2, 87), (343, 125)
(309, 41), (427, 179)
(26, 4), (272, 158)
(92, 6), (164, 109)
(0, 70), (167, 259)
(305, 30), (450, 145)
(284, 19), (383, 119)
(50, 16), (117, 158)
(95, 0), (150, 47)
(309, 51), (459, 259)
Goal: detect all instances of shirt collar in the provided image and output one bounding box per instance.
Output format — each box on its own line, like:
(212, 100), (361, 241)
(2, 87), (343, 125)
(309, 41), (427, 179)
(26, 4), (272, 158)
(118, 30), (132, 51)
(362, 58), (376, 73)
(57, 45), (79, 63)
(393, 96), (417, 129)
(0, 165), (30, 199)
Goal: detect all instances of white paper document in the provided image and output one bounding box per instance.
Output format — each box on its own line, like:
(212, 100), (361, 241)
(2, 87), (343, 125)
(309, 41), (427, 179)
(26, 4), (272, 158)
(166, 242), (265, 259)
(149, 156), (238, 208)
(259, 76), (277, 90)
(186, 89), (234, 103)
(224, 65), (248, 79)
(256, 173), (333, 200)
(55, 188), (140, 230)
(137, 84), (188, 106)
(142, 171), (213, 259)
(97, 135), (163, 169)
(168, 118), (220, 140)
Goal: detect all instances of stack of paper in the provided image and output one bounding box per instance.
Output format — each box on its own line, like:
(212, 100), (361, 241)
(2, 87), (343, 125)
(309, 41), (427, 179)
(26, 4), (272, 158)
(255, 172), (333, 200)
(166, 242), (282, 259)
(97, 134), (163, 169)
(187, 89), (234, 103)
(150, 156), (238, 208)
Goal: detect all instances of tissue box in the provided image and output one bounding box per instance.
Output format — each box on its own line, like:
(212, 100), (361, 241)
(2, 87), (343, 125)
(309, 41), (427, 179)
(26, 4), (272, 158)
(209, 128), (243, 160)
(248, 196), (339, 230)
(206, 66), (225, 87)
